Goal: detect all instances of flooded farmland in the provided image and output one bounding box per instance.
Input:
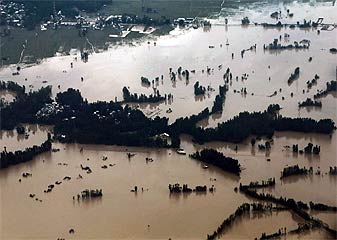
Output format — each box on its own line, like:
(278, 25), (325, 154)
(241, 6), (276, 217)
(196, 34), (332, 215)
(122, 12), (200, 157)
(0, 0), (336, 239)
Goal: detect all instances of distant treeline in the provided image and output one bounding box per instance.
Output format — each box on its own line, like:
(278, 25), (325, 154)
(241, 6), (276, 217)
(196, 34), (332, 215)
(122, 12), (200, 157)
(170, 104), (334, 145)
(0, 138), (52, 168)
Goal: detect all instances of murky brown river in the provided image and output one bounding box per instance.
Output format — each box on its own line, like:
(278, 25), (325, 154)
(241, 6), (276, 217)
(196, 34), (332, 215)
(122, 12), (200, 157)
(0, 1), (336, 239)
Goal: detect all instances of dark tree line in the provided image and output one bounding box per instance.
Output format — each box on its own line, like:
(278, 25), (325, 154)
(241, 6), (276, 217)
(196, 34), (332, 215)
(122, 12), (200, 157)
(239, 184), (337, 237)
(207, 203), (251, 239)
(122, 86), (167, 103)
(178, 104), (334, 145)
(0, 138), (52, 168)
(309, 202), (337, 212)
(292, 143), (320, 154)
(1, 83), (335, 149)
(239, 178), (275, 191)
(264, 39), (309, 51)
(280, 165), (312, 178)
(239, 185), (312, 221)
(168, 183), (211, 193)
(299, 98), (322, 108)
(190, 148), (241, 175)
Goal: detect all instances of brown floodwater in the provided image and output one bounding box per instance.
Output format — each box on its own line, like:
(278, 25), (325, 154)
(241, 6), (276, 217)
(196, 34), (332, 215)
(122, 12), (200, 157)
(0, 124), (51, 152)
(0, 1), (336, 239)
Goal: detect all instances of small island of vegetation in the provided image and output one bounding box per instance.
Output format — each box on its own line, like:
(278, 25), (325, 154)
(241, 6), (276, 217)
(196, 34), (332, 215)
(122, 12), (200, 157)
(190, 148), (241, 175)
(314, 80), (337, 99)
(280, 165), (313, 179)
(299, 98), (322, 108)
(122, 86), (172, 103)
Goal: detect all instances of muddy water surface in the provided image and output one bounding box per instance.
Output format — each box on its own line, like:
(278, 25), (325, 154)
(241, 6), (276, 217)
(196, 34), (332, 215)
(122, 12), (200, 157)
(0, 1), (336, 239)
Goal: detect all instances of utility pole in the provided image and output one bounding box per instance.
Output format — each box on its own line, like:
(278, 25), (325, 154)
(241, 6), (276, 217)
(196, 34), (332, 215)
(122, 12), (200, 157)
(53, 0), (57, 22)
(142, 0), (145, 12)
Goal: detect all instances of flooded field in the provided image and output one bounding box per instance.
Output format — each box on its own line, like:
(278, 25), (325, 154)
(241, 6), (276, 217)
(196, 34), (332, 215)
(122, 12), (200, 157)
(0, 0), (336, 239)
(1, 129), (335, 239)
(1, 4), (336, 124)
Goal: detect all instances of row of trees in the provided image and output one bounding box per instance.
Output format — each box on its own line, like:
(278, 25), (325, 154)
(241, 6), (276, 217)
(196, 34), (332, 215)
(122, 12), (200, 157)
(299, 98), (322, 108)
(122, 87), (167, 103)
(239, 178), (275, 191)
(239, 185), (312, 221)
(207, 203), (251, 239)
(1, 84), (335, 149)
(169, 103), (334, 146)
(0, 137), (52, 168)
(292, 143), (320, 154)
(309, 202), (337, 211)
(263, 39), (309, 51)
(188, 109), (334, 144)
(168, 183), (210, 193)
(280, 165), (312, 178)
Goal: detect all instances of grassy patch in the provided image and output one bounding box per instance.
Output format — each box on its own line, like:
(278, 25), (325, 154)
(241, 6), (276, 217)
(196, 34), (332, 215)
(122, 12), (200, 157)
(98, 0), (222, 19)
(0, 26), (120, 65)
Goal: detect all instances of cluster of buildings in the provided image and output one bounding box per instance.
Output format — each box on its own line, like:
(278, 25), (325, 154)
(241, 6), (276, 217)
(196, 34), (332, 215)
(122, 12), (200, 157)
(36, 102), (64, 119)
(0, 1), (25, 27)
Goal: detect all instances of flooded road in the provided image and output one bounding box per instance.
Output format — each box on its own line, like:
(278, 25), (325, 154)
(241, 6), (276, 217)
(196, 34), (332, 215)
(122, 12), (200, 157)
(0, 0), (336, 239)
